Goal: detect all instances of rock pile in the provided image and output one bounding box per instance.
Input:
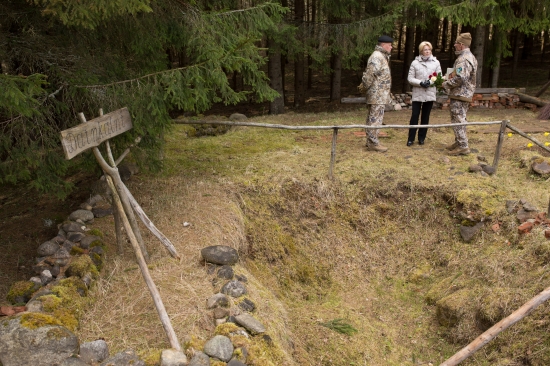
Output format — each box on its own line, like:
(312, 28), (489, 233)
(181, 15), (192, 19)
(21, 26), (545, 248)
(390, 92), (536, 111)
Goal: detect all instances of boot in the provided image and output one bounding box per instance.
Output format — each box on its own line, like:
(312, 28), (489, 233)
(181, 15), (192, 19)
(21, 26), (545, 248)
(448, 146), (470, 156)
(445, 141), (459, 150)
(367, 143), (388, 152)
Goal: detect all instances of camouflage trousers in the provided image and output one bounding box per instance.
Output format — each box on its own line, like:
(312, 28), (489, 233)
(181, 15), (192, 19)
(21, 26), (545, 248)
(450, 99), (469, 148)
(365, 104), (385, 146)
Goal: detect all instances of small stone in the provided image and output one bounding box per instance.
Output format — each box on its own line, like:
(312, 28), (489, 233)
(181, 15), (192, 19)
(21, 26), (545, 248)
(79, 340), (109, 364)
(221, 280), (247, 298)
(62, 221), (86, 233)
(67, 232), (86, 243)
(183, 222), (191, 227)
(80, 236), (102, 249)
(235, 274), (247, 283)
(217, 265), (234, 280)
(92, 207), (113, 218)
(69, 209), (95, 223)
(207, 293), (230, 309)
(160, 349), (188, 366)
(201, 245), (239, 265)
(481, 165), (496, 175)
(37, 241), (60, 257)
(227, 359), (247, 366)
(40, 270), (53, 285)
(460, 222), (484, 243)
(229, 113), (247, 122)
(477, 155), (487, 162)
(238, 298), (256, 312)
(212, 307), (229, 319)
(234, 313), (266, 335)
(522, 201), (538, 212)
(188, 351), (210, 366)
(532, 160), (550, 175)
(100, 349), (145, 366)
(468, 164), (482, 173)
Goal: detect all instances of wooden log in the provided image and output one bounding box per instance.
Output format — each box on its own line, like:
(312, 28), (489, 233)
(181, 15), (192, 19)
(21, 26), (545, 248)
(440, 285), (550, 366)
(474, 87), (525, 94)
(121, 183), (181, 260)
(328, 128), (338, 179)
(506, 123), (550, 154)
(492, 120), (509, 172)
(517, 92), (549, 107)
(341, 97), (366, 104)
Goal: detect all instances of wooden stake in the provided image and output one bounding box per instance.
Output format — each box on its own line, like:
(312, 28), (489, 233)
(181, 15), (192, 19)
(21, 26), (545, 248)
(329, 128), (338, 179)
(492, 120), (508, 172)
(440, 286), (550, 366)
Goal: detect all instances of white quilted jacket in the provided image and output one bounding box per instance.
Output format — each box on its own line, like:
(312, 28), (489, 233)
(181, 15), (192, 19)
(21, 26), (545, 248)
(407, 55), (442, 102)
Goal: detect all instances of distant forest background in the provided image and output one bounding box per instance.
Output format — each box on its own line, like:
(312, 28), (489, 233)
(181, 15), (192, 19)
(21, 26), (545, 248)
(1, 0), (549, 196)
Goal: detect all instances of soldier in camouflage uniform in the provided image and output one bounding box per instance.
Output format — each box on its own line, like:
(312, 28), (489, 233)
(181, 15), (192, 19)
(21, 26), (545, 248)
(359, 35), (393, 152)
(441, 33), (477, 156)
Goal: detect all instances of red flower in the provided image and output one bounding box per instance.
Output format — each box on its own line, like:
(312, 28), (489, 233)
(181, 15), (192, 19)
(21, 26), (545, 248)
(432, 72), (437, 77)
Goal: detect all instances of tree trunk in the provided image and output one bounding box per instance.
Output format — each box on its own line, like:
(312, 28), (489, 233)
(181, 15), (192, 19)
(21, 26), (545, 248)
(541, 30), (548, 62)
(441, 18), (448, 52)
(397, 19), (403, 60)
(512, 30), (522, 79)
(402, 9), (415, 93)
(294, 0), (305, 107)
(472, 24), (485, 88)
(491, 28), (502, 88)
(449, 22), (458, 65)
(268, 39), (285, 115)
(330, 50), (342, 102)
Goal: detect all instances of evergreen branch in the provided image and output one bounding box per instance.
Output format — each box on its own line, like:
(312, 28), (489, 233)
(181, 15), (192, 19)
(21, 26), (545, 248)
(320, 318), (358, 336)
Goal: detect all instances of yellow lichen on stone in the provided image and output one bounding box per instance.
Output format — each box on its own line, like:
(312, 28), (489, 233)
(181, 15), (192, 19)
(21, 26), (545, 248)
(70, 246), (85, 255)
(52, 308), (79, 331)
(184, 335), (206, 356)
(20, 312), (62, 329)
(246, 336), (285, 366)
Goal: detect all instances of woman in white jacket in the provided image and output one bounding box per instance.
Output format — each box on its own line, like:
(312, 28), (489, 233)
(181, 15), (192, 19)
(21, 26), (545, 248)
(407, 41), (442, 146)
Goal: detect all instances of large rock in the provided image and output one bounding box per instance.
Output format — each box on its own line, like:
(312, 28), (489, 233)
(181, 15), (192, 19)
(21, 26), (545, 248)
(201, 245), (239, 265)
(188, 351), (210, 366)
(69, 209), (95, 223)
(0, 315), (79, 366)
(221, 280), (247, 298)
(234, 313), (266, 335)
(37, 240), (60, 257)
(459, 222), (484, 243)
(203, 335), (233, 362)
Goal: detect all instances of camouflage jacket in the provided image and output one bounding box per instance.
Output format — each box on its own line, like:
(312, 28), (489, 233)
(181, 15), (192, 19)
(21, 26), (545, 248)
(360, 45), (392, 105)
(442, 49), (477, 102)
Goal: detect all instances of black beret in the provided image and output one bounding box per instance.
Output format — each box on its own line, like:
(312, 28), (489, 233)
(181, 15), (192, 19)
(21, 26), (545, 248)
(378, 35), (393, 43)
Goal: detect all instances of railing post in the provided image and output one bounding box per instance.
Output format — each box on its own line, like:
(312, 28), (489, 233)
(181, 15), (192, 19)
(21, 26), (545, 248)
(492, 119), (509, 172)
(329, 127), (338, 179)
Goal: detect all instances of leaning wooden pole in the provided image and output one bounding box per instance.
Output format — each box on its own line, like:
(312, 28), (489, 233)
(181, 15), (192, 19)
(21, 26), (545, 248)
(440, 286), (550, 366)
(492, 120), (508, 172)
(506, 123), (550, 154)
(79, 113), (180, 350)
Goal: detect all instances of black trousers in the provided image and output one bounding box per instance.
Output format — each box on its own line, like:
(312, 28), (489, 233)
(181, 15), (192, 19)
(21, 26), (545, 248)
(408, 101), (433, 142)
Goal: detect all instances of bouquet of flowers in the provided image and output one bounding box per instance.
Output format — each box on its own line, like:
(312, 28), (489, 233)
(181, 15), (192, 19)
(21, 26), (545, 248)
(430, 72), (446, 91)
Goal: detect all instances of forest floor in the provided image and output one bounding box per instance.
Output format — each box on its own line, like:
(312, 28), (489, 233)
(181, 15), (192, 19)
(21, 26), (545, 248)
(1, 48), (550, 364)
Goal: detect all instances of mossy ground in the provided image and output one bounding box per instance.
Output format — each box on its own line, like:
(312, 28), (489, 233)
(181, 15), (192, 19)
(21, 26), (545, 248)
(77, 107), (550, 365)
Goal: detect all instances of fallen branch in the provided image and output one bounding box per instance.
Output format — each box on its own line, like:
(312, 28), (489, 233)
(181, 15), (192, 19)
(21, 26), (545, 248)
(517, 92), (549, 107)
(440, 286), (550, 366)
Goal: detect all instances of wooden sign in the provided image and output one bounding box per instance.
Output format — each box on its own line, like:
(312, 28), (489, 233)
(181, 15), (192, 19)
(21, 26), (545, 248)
(60, 108), (133, 159)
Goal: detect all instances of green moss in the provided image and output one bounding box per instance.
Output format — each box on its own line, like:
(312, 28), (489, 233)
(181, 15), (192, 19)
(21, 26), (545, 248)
(211, 361), (226, 366)
(89, 252), (104, 272)
(215, 322), (240, 336)
(436, 288), (474, 327)
(88, 228), (104, 238)
(6, 281), (36, 304)
(65, 255), (99, 278)
(246, 335), (285, 366)
(20, 312), (62, 329)
(70, 246), (85, 255)
(89, 240), (105, 250)
(183, 335), (206, 353)
(140, 349), (162, 366)
(425, 274), (466, 305)
(39, 294), (63, 312)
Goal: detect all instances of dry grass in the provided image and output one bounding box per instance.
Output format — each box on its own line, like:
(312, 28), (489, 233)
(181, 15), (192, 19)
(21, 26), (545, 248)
(77, 107), (550, 365)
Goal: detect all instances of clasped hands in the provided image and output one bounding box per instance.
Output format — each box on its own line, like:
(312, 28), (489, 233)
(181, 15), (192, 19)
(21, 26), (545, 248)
(419, 80), (431, 88)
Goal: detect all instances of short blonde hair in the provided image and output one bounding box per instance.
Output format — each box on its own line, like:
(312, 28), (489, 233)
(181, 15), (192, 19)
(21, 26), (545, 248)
(418, 41), (433, 54)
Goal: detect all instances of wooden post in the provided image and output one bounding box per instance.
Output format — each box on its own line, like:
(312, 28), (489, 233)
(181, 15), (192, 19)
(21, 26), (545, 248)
(329, 128), (338, 179)
(492, 120), (508, 172)
(77, 112), (180, 351)
(440, 286), (550, 366)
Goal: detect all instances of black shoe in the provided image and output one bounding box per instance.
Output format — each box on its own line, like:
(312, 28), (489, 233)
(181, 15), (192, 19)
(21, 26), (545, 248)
(418, 140), (425, 145)
(407, 141), (413, 146)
